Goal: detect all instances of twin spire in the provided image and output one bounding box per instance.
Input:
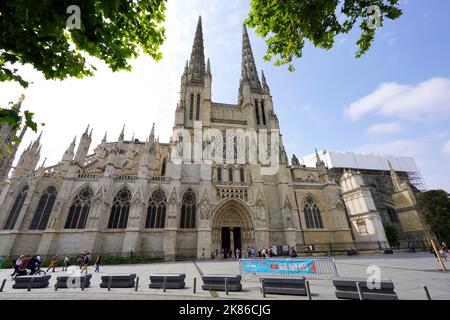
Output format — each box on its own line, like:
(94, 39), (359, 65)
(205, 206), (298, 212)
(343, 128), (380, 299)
(186, 16), (268, 94)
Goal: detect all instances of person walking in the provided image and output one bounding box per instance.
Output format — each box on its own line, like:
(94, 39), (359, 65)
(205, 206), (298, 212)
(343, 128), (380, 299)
(47, 255), (58, 272)
(62, 256), (69, 271)
(94, 255), (102, 273)
(235, 248), (240, 260)
(10, 255), (23, 278)
(81, 252), (90, 273)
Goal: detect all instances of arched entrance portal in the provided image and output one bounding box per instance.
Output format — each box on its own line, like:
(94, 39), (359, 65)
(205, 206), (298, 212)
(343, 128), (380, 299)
(212, 199), (254, 256)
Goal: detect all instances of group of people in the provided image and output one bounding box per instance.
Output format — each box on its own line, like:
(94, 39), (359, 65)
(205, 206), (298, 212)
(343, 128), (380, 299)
(214, 248), (242, 260)
(10, 254), (43, 278)
(70, 252), (102, 273)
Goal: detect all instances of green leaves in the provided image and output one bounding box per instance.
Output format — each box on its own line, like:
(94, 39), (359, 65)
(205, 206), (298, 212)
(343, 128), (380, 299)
(0, 0), (167, 87)
(245, 0), (403, 71)
(417, 190), (450, 242)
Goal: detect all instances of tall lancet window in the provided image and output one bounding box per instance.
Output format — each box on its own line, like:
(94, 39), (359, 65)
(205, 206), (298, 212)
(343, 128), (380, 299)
(254, 99), (260, 125)
(222, 130), (227, 162)
(196, 94), (201, 121)
(240, 167), (245, 183)
(261, 100), (267, 125)
(29, 186), (57, 230)
(180, 189), (196, 229)
(217, 167), (222, 182)
(304, 196), (323, 229)
(233, 136), (238, 162)
(145, 189), (167, 229)
(3, 185), (29, 230)
(161, 158), (167, 176)
(65, 186), (93, 229)
(108, 187), (132, 229)
(228, 167), (233, 182)
(189, 94), (194, 120)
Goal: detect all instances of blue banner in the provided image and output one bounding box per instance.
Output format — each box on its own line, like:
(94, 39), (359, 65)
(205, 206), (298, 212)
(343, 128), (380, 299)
(241, 259), (318, 275)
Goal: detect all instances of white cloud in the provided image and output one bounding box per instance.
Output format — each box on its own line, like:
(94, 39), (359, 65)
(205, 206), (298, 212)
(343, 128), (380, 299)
(367, 122), (403, 135)
(442, 140), (450, 155)
(345, 77), (450, 121)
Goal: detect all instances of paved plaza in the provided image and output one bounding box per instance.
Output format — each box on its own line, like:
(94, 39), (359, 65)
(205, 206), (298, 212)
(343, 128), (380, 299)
(0, 252), (449, 300)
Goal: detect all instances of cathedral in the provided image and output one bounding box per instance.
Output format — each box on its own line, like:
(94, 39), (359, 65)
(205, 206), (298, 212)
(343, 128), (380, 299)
(0, 17), (425, 260)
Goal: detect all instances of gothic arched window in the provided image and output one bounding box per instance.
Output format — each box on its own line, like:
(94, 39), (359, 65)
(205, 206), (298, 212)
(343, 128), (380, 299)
(240, 167), (245, 183)
(217, 167), (222, 182)
(196, 94), (201, 121)
(3, 185), (29, 230)
(228, 168), (233, 182)
(255, 99), (260, 125)
(108, 188), (132, 229)
(189, 94), (194, 120)
(161, 158), (167, 176)
(180, 189), (196, 228)
(304, 196), (323, 229)
(145, 189), (167, 229)
(386, 207), (400, 224)
(261, 99), (267, 125)
(29, 186), (57, 230)
(65, 186), (93, 229)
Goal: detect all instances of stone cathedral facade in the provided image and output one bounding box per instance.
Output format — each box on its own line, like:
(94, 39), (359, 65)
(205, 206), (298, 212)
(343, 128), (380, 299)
(0, 18), (424, 260)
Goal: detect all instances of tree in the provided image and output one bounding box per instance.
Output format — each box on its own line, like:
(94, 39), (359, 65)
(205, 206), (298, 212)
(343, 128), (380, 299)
(245, 0), (403, 71)
(416, 190), (450, 243)
(0, 0), (167, 147)
(384, 223), (399, 247)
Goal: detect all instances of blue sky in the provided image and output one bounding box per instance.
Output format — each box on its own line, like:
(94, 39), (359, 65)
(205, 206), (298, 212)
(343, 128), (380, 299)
(1, 0), (449, 191)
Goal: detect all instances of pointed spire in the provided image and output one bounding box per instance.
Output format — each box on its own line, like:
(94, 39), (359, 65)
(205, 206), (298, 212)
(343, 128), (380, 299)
(206, 58), (211, 76)
(261, 70), (270, 93)
(388, 161), (402, 192)
(149, 123), (155, 141)
(89, 128), (93, 139)
(241, 25), (261, 91)
(315, 148), (324, 166)
(102, 132), (107, 144)
(67, 136), (76, 153)
(84, 124), (90, 135)
(188, 16), (206, 84)
(119, 124), (125, 142)
(12, 94), (25, 112)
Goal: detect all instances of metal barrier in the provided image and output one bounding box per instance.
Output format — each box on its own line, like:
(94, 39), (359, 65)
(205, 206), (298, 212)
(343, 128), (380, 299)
(239, 257), (338, 281)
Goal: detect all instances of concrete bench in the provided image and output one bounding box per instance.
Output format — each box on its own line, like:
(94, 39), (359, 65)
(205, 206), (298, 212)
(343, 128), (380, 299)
(332, 277), (398, 300)
(12, 275), (51, 289)
(149, 273), (186, 289)
(100, 273), (136, 288)
(260, 277), (307, 296)
(56, 274), (92, 288)
(202, 274), (242, 292)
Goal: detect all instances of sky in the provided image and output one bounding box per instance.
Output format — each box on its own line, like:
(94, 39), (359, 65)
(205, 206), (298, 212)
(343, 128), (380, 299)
(1, 0), (449, 191)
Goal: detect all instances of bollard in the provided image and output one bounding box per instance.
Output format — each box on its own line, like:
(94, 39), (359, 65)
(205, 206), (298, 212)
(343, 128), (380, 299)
(305, 280), (312, 300)
(107, 276), (112, 291)
(355, 282), (364, 300)
(225, 278), (229, 296)
(0, 279), (6, 292)
(27, 277), (35, 292)
(261, 279), (266, 298)
(193, 277), (196, 294)
(423, 285), (432, 300)
(135, 277), (139, 292)
(163, 276), (167, 292)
